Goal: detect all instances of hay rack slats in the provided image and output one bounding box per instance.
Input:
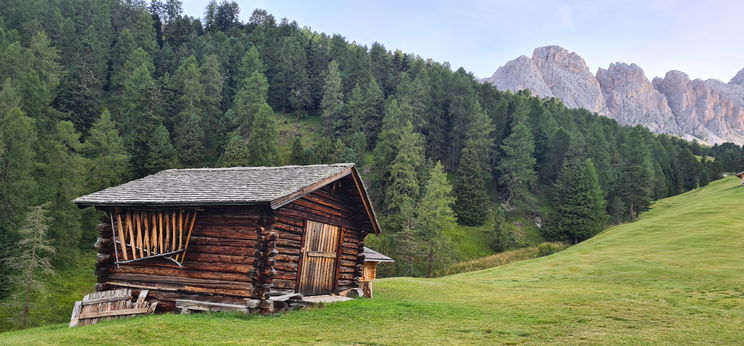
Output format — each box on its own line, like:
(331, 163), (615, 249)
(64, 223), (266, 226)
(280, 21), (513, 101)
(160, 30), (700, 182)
(108, 209), (198, 267)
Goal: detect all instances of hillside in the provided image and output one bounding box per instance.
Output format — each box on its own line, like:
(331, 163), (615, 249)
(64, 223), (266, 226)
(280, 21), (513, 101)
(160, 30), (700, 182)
(2, 177), (742, 344)
(483, 45), (744, 144)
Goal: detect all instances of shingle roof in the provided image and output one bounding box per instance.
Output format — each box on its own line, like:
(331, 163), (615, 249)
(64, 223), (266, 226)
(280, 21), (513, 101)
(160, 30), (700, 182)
(363, 247), (394, 263)
(73, 163), (355, 208)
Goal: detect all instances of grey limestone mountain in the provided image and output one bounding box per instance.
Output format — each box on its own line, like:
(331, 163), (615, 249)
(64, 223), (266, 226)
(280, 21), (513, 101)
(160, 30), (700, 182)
(483, 46), (744, 144)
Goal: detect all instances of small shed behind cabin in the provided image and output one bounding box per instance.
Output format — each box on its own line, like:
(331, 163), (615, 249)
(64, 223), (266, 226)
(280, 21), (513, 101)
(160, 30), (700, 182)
(361, 247), (394, 281)
(73, 163), (382, 312)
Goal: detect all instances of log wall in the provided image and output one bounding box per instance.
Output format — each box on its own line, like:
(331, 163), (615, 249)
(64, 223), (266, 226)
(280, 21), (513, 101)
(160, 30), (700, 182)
(272, 175), (370, 293)
(95, 206), (265, 311)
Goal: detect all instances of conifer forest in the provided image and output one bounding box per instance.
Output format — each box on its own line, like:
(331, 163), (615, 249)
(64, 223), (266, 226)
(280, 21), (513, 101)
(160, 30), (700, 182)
(1, 0), (744, 306)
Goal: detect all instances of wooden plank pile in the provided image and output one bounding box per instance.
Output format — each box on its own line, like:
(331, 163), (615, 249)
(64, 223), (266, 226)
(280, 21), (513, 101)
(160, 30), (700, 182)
(69, 289), (157, 327)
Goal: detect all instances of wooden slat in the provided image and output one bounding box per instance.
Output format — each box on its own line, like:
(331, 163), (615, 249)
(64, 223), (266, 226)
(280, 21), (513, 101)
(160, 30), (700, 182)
(158, 212), (164, 253)
(143, 211), (151, 255)
(116, 213), (128, 261)
(126, 212), (136, 259)
(165, 211), (171, 252)
(171, 211), (177, 251)
(178, 210), (184, 250)
(178, 212), (198, 262)
(78, 307), (151, 319)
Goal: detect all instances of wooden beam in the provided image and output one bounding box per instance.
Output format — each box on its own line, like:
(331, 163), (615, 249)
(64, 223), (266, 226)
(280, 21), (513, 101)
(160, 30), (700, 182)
(116, 212), (128, 261)
(158, 212), (164, 253)
(126, 212), (136, 260)
(178, 211), (198, 263)
(142, 211), (150, 255)
(79, 307), (152, 320)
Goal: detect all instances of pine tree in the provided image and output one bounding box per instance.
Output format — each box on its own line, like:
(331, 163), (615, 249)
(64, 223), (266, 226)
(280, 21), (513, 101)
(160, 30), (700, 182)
(229, 69), (269, 135)
(383, 120), (425, 232)
(0, 107), (37, 233)
(4, 203), (55, 329)
(370, 99), (404, 206)
(83, 109), (130, 191)
(289, 137), (306, 164)
(616, 128), (654, 219)
(174, 106), (206, 167)
(676, 148), (700, 192)
(35, 121), (88, 263)
(217, 135), (250, 167)
(496, 121), (536, 207)
(349, 131), (367, 168)
(453, 141), (491, 226)
(54, 26), (106, 133)
(320, 60), (344, 136)
(275, 36), (309, 113)
(199, 54), (225, 154)
(344, 83), (366, 137)
(0, 107), (37, 298)
(144, 125), (179, 174)
(539, 128), (571, 185)
(414, 161), (455, 277)
(247, 104), (279, 166)
(364, 79), (385, 147)
(652, 161), (669, 200)
(236, 46), (265, 89)
(548, 158), (607, 243)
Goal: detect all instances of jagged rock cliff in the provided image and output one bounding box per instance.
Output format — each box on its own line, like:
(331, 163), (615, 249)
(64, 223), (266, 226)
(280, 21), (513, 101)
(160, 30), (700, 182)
(596, 63), (680, 135)
(483, 46), (744, 144)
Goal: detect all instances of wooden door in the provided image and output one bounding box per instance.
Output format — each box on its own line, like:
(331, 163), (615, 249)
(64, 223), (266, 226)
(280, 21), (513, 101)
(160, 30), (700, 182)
(298, 221), (341, 295)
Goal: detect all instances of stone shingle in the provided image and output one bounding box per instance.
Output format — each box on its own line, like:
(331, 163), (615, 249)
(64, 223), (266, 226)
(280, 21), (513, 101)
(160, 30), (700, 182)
(73, 163), (355, 207)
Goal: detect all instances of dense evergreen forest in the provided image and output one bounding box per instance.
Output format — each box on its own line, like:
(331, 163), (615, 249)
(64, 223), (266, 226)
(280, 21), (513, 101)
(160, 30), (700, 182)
(1, 0), (744, 307)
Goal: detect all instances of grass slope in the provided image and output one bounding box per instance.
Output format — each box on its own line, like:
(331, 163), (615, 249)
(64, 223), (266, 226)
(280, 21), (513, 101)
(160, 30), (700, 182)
(4, 178), (743, 344)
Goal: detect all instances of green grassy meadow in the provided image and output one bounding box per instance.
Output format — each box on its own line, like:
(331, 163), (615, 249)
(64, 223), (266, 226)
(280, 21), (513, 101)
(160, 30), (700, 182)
(2, 177), (744, 344)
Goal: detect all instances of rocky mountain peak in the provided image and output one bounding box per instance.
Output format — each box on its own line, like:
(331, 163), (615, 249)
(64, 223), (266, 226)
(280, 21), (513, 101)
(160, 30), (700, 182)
(482, 47), (744, 144)
(729, 68), (744, 86)
(532, 45), (589, 74)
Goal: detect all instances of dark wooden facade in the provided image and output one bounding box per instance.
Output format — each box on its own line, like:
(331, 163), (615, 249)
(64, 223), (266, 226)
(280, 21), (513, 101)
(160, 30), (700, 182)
(91, 171), (373, 312)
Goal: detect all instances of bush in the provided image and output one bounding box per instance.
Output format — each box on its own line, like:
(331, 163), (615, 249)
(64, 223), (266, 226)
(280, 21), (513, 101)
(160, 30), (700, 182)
(438, 242), (569, 276)
(537, 243), (559, 257)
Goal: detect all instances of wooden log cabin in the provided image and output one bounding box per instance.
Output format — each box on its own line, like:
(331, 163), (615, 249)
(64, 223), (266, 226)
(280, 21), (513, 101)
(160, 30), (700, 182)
(73, 163), (382, 312)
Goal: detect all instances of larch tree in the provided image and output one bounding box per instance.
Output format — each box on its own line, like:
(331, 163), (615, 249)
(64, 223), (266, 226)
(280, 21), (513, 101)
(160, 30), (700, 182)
(4, 203), (55, 329)
(217, 135), (250, 167)
(496, 121), (536, 207)
(144, 124), (179, 175)
(383, 120), (425, 233)
(344, 83), (366, 138)
(320, 60), (344, 136)
(82, 109), (130, 191)
(247, 103), (279, 166)
(276, 36), (309, 113)
(414, 161), (456, 277)
(363, 78), (385, 148)
(229, 50), (269, 136)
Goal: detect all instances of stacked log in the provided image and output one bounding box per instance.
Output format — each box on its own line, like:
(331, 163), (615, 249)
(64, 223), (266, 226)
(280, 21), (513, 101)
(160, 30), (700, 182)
(250, 225), (278, 314)
(95, 216), (115, 287)
(353, 231), (367, 287)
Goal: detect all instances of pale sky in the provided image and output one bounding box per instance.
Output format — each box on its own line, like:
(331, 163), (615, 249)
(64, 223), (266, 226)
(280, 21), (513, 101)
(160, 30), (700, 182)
(182, 0), (744, 82)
